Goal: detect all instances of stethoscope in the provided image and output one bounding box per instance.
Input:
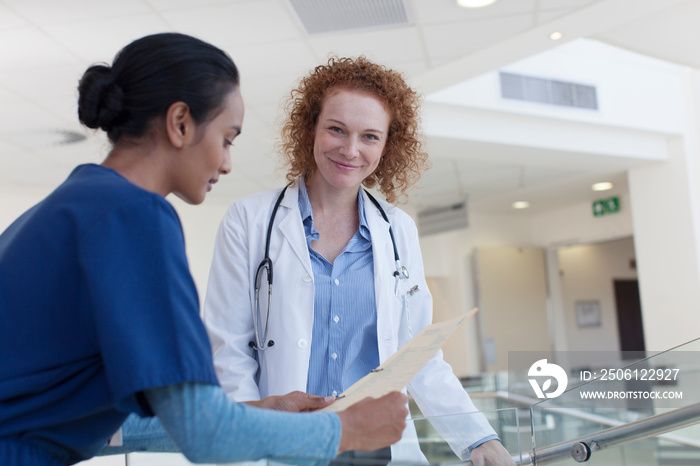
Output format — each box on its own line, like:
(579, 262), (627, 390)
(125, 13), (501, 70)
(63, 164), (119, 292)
(250, 185), (409, 351)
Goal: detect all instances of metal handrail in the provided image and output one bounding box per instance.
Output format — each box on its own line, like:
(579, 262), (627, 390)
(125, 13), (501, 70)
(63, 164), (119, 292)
(470, 391), (700, 450)
(521, 402), (700, 465)
(458, 392), (700, 465)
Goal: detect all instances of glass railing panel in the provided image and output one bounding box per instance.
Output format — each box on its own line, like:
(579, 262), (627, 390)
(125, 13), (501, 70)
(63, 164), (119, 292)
(80, 455), (127, 465)
(127, 453), (208, 465)
(409, 407), (524, 465)
(108, 408), (524, 465)
(586, 437), (657, 466)
(517, 337), (700, 464)
(573, 435), (700, 466)
(456, 371), (510, 396)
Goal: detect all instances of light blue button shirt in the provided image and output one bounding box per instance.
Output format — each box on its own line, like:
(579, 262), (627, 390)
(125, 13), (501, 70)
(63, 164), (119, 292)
(299, 180), (379, 398)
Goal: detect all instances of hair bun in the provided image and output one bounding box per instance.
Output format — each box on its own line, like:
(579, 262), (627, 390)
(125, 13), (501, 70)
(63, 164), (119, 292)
(77, 65), (125, 131)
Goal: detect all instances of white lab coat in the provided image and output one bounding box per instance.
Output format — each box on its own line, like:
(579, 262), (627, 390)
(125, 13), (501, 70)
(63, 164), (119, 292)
(203, 181), (496, 463)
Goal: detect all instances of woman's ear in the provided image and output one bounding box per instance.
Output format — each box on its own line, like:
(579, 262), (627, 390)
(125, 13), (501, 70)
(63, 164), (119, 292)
(165, 101), (193, 149)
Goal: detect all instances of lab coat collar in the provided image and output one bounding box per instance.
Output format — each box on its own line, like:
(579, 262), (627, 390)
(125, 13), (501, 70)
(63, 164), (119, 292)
(362, 190), (394, 324)
(276, 181), (314, 276)
(362, 189), (393, 258)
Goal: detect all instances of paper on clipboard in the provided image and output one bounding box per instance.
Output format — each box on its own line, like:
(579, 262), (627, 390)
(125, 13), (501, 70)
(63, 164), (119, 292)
(320, 308), (478, 412)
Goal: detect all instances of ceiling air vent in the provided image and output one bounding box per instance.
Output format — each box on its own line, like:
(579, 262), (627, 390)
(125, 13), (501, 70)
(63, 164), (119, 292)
(286, 0), (412, 35)
(417, 199), (468, 237)
(500, 71), (598, 110)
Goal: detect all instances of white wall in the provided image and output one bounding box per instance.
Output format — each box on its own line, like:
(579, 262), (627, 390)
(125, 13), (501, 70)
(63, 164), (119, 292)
(169, 197), (234, 311)
(530, 190), (634, 247)
(474, 246), (550, 372)
(428, 38), (685, 135)
(426, 275), (481, 379)
(627, 136), (700, 351)
(419, 212), (534, 376)
(557, 237), (638, 352)
(0, 188), (47, 232)
(419, 189), (638, 371)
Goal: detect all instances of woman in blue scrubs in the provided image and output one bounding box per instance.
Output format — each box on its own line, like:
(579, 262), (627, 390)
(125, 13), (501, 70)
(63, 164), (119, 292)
(0, 32), (407, 466)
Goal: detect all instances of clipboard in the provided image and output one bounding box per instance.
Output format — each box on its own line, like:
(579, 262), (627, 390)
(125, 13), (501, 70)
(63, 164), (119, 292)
(320, 308), (478, 412)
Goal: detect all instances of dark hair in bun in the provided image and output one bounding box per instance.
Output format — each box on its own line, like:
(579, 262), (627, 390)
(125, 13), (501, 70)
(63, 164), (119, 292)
(78, 33), (239, 144)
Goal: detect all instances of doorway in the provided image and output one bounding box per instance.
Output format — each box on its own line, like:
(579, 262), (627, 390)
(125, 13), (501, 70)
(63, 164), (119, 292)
(613, 279), (646, 357)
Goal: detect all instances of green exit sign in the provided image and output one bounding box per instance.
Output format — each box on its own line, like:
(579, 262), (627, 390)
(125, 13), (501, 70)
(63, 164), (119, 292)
(593, 196), (620, 217)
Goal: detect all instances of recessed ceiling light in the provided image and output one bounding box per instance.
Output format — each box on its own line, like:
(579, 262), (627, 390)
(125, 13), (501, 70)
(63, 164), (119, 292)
(550, 31), (563, 41)
(592, 182), (613, 191)
(512, 201), (530, 209)
(456, 0), (498, 8)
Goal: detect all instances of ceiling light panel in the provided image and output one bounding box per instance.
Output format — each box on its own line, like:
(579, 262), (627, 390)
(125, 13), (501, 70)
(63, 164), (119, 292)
(286, 0), (412, 36)
(592, 182), (613, 191)
(456, 0), (498, 8)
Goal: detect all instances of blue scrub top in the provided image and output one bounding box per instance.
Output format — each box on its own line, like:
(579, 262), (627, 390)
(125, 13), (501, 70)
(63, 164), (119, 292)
(0, 164), (218, 465)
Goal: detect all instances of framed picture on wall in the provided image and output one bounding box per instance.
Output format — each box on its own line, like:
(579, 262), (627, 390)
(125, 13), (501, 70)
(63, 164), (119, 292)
(575, 300), (602, 328)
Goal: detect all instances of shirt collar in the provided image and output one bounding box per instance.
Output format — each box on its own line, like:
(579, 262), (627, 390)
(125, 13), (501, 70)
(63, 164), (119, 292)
(357, 190), (371, 242)
(297, 178), (371, 242)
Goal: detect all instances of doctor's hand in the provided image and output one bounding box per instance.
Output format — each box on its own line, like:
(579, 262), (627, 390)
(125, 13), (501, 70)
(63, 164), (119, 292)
(245, 391), (335, 412)
(336, 392), (408, 454)
(468, 439), (516, 466)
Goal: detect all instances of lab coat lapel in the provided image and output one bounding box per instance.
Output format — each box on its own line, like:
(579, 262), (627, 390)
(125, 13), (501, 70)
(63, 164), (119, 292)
(363, 190), (397, 356)
(277, 182), (313, 276)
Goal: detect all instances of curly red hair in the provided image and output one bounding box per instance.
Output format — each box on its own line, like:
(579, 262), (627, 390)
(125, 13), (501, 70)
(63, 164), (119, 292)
(279, 56), (429, 204)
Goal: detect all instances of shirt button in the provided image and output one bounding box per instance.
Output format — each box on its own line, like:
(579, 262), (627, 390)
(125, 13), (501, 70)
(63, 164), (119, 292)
(302, 273), (312, 283)
(333, 315), (339, 323)
(331, 352), (337, 359)
(332, 390), (338, 397)
(297, 338), (308, 349)
(334, 279), (339, 286)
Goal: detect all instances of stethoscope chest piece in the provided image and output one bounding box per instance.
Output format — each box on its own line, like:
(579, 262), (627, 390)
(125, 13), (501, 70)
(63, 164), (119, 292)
(396, 264), (409, 280)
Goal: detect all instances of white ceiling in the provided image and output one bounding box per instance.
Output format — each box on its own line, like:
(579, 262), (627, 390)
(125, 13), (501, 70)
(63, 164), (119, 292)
(0, 0), (697, 216)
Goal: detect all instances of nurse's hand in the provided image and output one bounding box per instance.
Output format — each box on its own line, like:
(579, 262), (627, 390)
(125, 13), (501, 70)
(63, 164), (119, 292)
(336, 392), (408, 453)
(245, 391), (335, 412)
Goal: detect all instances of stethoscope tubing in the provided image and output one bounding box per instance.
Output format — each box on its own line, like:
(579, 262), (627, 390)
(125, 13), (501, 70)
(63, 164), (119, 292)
(251, 185), (408, 351)
(250, 186), (287, 351)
